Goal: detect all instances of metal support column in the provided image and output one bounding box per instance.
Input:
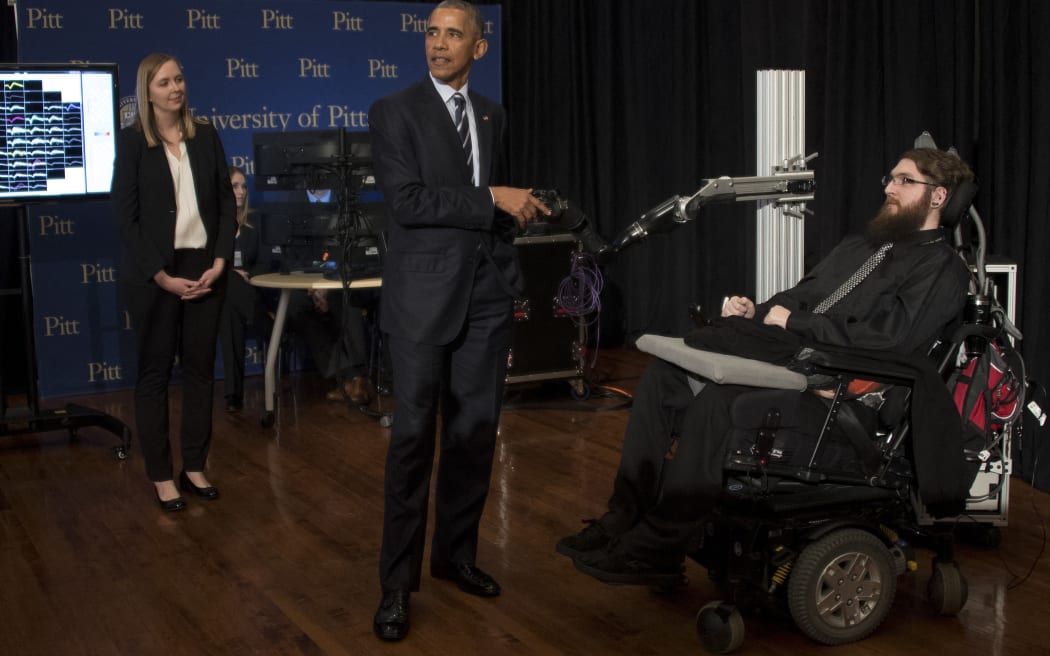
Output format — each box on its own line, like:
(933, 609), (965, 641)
(755, 70), (807, 302)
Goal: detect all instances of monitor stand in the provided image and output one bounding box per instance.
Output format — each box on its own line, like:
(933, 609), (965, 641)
(0, 204), (131, 459)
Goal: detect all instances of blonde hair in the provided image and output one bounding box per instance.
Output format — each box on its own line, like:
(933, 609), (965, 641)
(228, 165), (251, 229)
(134, 53), (204, 148)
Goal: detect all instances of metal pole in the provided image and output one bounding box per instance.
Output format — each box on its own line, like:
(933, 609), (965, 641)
(755, 70), (806, 302)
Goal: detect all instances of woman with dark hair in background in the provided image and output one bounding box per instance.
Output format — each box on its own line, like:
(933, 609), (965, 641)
(218, 165), (271, 412)
(111, 52), (235, 511)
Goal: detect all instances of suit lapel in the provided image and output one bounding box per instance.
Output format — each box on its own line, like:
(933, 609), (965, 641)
(185, 132), (204, 199)
(470, 91), (494, 187)
(414, 82), (469, 180)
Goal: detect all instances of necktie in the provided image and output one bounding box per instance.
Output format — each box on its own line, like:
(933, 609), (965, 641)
(813, 242), (893, 314)
(452, 93), (474, 180)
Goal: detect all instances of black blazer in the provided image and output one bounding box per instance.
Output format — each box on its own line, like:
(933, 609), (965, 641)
(226, 220), (272, 319)
(112, 121), (236, 285)
(234, 220), (265, 276)
(369, 78), (520, 345)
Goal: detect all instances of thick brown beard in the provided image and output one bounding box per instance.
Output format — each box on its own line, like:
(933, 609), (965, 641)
(865, 188), (932, 244)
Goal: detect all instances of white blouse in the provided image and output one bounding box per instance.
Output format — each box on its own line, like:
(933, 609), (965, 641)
(165, 141), (207, 250)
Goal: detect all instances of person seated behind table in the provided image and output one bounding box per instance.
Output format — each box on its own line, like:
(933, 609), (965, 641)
(285, 287), (375, 404)
(285, 186), (376, 404)
(218, 166), (274, 412)
(556, 148), (974, 585)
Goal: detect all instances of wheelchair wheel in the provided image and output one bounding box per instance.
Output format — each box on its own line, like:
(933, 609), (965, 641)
(787, 528), (897, 646)
(927, 560), (968, 615)
(695, 601), (745, 654)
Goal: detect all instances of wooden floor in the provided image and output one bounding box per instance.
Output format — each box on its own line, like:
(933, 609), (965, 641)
(1, 347), (1048, 655)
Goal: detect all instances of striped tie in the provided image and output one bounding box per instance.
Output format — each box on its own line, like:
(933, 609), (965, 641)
(452, 92), (473, 180)
(813, 242), (893, 314)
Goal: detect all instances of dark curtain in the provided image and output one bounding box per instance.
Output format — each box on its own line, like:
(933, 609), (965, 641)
(975, 0), (1050, 486)
(503, 0), (980, 337)
(501, 0), (1049, 487)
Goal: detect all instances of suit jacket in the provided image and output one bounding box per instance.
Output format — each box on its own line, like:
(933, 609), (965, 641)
(112, 121), (236, 285)
(226, 221), (267, 320)
(369, 77), (521, 345)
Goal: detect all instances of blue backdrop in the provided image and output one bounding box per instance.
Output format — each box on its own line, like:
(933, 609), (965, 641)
(17, 0), (502, 398)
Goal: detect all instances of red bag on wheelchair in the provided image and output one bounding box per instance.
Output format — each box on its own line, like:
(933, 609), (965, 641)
(949, 341), (1021, 436)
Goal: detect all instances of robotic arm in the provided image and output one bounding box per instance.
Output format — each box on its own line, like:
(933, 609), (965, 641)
(610, 154), (818, 252)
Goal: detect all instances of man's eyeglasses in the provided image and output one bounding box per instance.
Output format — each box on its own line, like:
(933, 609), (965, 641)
(881, 174), (939, 188)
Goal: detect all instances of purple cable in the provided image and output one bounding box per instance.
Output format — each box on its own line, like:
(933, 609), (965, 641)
(556, 252), (604, 367)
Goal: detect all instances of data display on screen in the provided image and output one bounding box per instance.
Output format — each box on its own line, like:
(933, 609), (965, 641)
(1, 63), (118, 200)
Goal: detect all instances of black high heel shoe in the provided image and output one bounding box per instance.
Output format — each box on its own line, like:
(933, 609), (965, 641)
(179, 470), (220, 500)
(156, 490), (187, 512)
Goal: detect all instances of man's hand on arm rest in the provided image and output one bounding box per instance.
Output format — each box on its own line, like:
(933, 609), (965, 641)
(721, 295), (756, 319)
(762, 305), (791, 329)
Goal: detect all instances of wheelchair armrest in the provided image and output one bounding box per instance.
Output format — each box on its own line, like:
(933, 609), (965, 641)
(791, 346), (926, 387)
(635, 334), (808, 390)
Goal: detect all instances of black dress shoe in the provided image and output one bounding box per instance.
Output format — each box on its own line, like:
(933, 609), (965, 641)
(178, 470), (220, 500)
(556, 517), (615, 559)
(431, 562), (501, 597)
(373, 589), (410, 641)
(155, 492), (186, 512)
(572, 541), (684, 587)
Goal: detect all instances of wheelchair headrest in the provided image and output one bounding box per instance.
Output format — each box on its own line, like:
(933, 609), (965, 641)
(939, 178), (978, 229)
(912, 131), (977, 230)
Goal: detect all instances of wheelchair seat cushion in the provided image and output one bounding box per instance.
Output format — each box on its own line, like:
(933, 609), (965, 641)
(635, 335), (807, 390)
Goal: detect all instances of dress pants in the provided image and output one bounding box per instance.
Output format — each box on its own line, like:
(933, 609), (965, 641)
(124, 249), (225, 482)
(605, 359), (742, 566)
(379, 256), (513, 592)
(218, 272), (271, 401)
(287, 291), (370, 381)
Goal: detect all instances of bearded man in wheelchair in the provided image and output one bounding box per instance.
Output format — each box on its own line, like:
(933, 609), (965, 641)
(556, 146), (978, 596)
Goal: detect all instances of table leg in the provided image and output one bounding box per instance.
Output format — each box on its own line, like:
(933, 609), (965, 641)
(263, 289), (292, 421)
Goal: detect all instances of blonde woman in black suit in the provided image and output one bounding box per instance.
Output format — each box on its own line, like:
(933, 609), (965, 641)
(112, 53), (236, 511)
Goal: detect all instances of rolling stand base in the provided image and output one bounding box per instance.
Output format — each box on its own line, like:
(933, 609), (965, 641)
(1, 403), (132, 460)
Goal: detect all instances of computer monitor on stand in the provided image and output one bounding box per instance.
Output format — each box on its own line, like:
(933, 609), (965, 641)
(0, 62), (130, 456)
(253, 129), (382, 280)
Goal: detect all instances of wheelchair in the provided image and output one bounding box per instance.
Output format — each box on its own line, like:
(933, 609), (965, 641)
(635, 142), (1023, 653)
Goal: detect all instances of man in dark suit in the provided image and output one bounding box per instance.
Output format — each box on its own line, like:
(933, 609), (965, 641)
(367, 0), (549, 642)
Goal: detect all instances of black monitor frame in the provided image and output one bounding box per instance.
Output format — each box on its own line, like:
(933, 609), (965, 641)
(0, 61), (119, 203)
(255, 200), (386, 275)
(253, 128), (373, 192)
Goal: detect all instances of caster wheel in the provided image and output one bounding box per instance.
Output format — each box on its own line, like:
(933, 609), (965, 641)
(379, 414), (393, 428)
(696, 601), (745, 654)
(114, 447), (128, 460)
(570, 380), (591, 401)
(260, 412), (275, 429)
(927, 560), (968, 615)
